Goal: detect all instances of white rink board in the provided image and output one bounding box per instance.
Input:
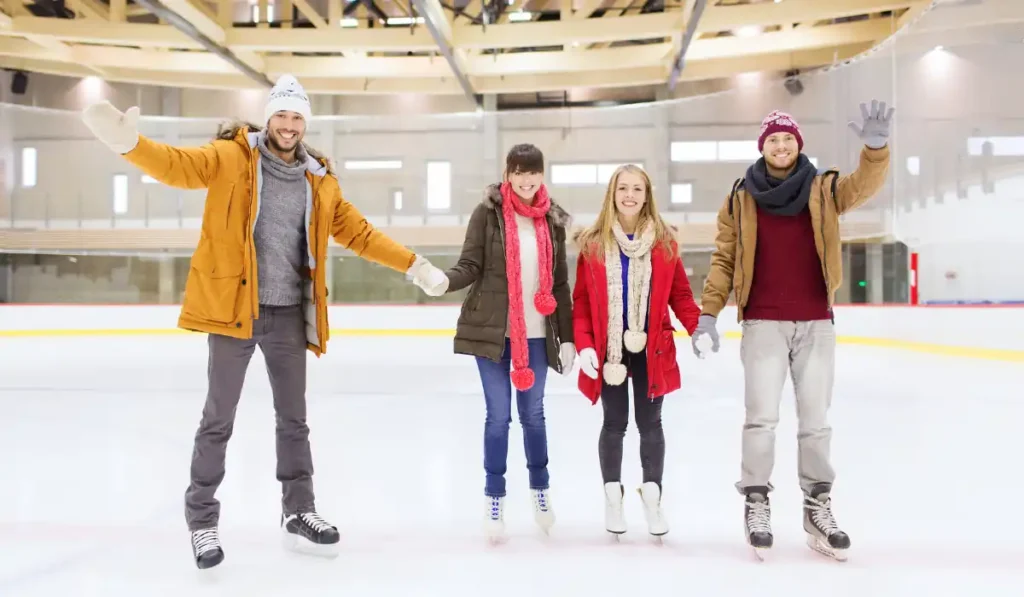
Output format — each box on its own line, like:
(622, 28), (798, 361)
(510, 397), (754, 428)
(0, 304), (1022, 352)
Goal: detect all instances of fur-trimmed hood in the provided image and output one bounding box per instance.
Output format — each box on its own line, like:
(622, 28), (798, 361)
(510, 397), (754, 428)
(215, 121), (335, 177)
(482, 183), (571, 228)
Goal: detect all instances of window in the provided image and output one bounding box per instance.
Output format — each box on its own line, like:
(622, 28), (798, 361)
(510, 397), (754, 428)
(113, 174), (128, 215)
(344, 160), (402, 170)
(267, 2), (274, 22)
(967, 136), (1024, 157)
(906, 156), (920, 176)
(717, 141), (760, 162)
(21, 147), (36, 187)
(426, 161), (451, 210)
(670, 183), (693, 205)
(251, 3), (259, 22)
(808, 157), (819, 168)
(551, 164), (597, 185)
(392, 189), (403, 211)
(670, 141), (717, 162)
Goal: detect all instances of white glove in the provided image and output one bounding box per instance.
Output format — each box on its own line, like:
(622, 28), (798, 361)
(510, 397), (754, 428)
(559, 342), (576, 377)
(81, 101), (140, 154)
(407, 255), (449, 296)
(578, 347), (599, 379)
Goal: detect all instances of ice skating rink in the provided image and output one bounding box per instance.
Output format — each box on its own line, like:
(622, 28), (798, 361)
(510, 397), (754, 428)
(1, 306), (1023, 597)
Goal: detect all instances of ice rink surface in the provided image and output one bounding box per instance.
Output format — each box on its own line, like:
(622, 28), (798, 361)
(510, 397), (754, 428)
(1, 332), (1022, 596)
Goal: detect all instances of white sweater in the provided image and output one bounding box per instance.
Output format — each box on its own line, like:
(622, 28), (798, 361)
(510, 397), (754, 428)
(508, 213), (547, 339)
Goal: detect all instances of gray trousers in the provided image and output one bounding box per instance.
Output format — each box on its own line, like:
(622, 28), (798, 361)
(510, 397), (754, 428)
(736, 319), (836, 496)
(184, 304), (315, 531)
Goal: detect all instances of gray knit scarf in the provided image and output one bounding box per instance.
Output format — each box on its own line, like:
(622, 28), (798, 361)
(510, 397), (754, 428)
(744, 153), (817, 216)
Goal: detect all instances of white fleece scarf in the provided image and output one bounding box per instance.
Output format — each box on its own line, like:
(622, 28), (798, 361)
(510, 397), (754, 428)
(603, 220), (655, 386)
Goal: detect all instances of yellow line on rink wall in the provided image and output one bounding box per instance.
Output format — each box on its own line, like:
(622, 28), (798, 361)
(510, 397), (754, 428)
(2, 327), (1022, 363)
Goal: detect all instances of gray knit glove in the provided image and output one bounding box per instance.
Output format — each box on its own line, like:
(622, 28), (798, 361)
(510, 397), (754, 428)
(848, 100), (895, 149)
(691, 314), (720, 358)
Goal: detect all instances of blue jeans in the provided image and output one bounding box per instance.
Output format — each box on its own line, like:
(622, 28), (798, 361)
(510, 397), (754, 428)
(475, 338), (550, 497)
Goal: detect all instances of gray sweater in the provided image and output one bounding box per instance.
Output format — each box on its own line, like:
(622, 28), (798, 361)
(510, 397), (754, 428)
(254, 133), (308, 306)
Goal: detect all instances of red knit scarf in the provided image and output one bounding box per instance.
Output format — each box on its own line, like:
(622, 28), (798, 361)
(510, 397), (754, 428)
(500, 181), (556, 391)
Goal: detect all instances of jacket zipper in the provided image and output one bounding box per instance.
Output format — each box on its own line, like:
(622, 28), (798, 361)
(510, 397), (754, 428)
(736, 194), (745, 311)
(495, 206), (510, 361)
(820, 182), (832, 309)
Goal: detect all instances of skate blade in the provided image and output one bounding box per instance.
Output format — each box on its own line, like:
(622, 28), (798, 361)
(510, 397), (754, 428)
(806, 535), (848, 561)
(281, 532), (340, 559)
(750, 546), (770, 562)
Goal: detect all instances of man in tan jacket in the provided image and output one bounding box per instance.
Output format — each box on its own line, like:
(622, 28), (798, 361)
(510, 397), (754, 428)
(81, 75), (448, 570)
(691, 101), (894, 561)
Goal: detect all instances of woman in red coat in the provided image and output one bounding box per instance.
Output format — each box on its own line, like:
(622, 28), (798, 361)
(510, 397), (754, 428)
(572, 164), (701, 538)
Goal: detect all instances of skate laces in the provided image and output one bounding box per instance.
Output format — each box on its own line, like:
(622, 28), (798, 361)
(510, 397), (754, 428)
(745, 499), (771, 533)
(532, 489), (550, 512)
(805, 496), (839, 536)
(488, 496), (502, 520)
(299, 512), (333, 533)
(192, 528), (221, 555)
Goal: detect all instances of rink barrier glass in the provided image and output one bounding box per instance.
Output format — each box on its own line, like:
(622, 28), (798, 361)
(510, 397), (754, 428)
(0, 3), (1020, 305)
(0, 242), (909, 306)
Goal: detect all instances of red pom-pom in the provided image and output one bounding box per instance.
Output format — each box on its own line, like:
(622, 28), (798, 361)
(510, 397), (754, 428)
(534, 292), (557, 316)
(511, 367), (535, 391)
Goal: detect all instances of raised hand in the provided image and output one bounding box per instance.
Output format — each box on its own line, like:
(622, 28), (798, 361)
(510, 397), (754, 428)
(848, 100), (895, 150)
(81, 101), (140, 154)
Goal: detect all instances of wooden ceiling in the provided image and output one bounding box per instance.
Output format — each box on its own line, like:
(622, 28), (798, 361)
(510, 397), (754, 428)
(0, 0), (934, 98)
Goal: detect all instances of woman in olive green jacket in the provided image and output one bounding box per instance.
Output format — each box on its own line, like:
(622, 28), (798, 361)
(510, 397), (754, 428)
(443, 143), (575, 543)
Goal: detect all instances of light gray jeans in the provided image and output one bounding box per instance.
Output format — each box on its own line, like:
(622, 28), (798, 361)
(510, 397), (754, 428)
(736, 319), (836, 495)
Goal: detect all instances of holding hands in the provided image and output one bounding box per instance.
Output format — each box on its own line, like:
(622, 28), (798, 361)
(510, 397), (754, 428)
(408, 256), (449, 296)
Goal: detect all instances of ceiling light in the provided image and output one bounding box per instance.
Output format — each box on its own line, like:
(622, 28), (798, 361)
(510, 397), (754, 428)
(733, 25), (762, 37)
(508, 10), (532, 22)
(340, 17), (358, 27)
(386, 16), (424, 25)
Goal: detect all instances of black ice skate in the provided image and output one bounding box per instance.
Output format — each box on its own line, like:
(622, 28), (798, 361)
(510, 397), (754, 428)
(281, 512), (341, 558)
(743, 487), (773, 560)
(803, 483), (851, 561)
(190, 527), (224, 570)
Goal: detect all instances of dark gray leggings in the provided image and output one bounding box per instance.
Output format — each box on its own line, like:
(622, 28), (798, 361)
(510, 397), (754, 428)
(598, 348), (665, 486)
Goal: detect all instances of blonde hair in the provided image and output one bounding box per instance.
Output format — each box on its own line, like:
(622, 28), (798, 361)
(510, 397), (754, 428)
(574, 164), (677, 259)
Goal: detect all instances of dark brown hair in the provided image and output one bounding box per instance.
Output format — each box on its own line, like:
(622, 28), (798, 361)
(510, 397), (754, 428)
(504, 143), (545, 177)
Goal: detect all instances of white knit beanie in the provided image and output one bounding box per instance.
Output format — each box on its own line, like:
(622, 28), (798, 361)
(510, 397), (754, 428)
(264, 74), (311, 123)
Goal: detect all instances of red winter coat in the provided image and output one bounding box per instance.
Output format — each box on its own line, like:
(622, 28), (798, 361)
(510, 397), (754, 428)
(572, 242), (701, 404)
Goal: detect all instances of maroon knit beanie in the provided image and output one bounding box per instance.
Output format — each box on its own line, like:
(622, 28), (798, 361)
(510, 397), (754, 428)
(757, 110), (803, 152)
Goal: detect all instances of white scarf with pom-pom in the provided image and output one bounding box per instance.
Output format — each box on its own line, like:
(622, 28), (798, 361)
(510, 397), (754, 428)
(603, 220), (655, 386)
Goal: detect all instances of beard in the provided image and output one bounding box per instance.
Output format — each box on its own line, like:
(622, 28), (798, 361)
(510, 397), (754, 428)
(267, 129), (302, 155)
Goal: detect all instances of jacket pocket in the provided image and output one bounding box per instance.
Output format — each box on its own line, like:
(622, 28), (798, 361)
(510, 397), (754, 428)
(184, 240), (245, 325)
(655, 329), (678, 370)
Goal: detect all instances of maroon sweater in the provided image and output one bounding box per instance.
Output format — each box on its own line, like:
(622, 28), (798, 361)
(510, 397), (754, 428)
(743, 205), (832, 321)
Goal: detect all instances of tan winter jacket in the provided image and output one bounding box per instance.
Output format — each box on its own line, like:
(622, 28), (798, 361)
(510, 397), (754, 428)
(701, 145), (891, 321)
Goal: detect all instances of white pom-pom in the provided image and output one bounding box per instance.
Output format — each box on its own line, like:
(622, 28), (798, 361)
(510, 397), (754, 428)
(603, 363), (628, 386)
(623, 330), (647, 353)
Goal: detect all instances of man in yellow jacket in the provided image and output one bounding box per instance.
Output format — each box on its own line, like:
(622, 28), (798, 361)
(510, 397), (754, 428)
(691, 101), (894, 562)
(81, 74), (449, 570)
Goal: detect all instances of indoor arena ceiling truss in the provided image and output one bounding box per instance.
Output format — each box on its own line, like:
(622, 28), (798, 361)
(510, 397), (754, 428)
(0, 0), (981, 97)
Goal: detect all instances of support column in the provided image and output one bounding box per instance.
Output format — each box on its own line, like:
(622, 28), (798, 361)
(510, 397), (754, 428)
(866, 243), (884, 304)
(482, 93), (500, 183)
(158, 254), (176, 304)
(650, 89), (672, 212)
(0, 71), (14, 224)
(160, 88), (184, 225)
